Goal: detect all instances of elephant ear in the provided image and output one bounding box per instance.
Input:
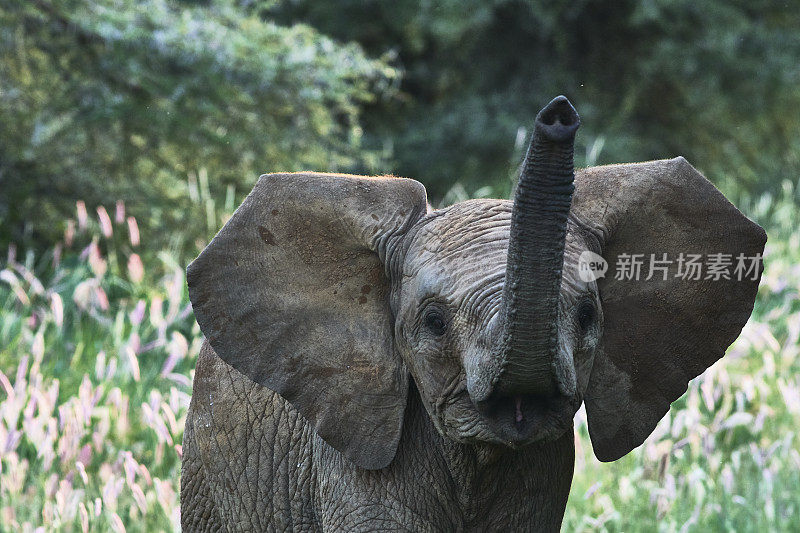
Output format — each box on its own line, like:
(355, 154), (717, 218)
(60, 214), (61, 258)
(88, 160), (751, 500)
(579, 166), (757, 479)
(573, 158), (766, 462)
(187, 172), (427, 470)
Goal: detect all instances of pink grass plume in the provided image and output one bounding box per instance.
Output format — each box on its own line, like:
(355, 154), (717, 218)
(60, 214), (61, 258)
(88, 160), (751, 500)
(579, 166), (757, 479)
(96, 206), (113, 238)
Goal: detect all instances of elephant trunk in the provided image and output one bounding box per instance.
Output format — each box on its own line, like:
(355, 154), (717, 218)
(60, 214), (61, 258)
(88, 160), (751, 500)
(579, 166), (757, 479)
(473, 96), (579, 402)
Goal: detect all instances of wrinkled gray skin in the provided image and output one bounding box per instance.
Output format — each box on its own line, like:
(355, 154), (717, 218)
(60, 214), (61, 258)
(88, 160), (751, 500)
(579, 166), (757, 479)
(182, 97), (766, 531)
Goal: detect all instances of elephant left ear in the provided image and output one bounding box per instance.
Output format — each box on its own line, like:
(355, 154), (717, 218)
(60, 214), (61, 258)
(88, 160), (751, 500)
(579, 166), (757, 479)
(187, 172), (427, 470)
(572, 157), (766, 462)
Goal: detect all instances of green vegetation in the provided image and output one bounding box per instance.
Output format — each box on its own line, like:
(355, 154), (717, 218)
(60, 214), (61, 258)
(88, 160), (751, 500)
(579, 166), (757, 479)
(1, 0), (396, 254)
(2, 185), (798, 531)
(0, 206), (197, 531)
(270, 0), (800, 200)
(5, 0), (800, 258)
(1, 0), (799, 531)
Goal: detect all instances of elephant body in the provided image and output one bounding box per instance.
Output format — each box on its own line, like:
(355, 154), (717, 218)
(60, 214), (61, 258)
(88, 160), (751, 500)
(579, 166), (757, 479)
(181, 343), (574, 531)
(181, 98), (765, 531)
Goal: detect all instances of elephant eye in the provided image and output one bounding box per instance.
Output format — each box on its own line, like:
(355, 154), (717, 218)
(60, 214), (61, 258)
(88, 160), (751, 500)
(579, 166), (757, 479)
(423, 309), (448, 336)
(577, 300), (596, 332)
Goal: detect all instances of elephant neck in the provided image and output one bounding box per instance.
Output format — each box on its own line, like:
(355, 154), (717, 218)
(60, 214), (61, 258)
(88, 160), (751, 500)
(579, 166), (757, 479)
(403, 387), (575, 529)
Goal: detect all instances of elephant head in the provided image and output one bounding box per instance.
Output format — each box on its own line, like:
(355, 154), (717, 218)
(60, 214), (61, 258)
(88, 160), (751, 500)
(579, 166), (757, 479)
(187, 96), (766, 469)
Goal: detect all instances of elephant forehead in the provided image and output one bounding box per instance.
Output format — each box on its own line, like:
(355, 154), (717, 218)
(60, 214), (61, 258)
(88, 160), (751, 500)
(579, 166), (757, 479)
(405, 200), (511, 281)
(403, 200), (592, 302)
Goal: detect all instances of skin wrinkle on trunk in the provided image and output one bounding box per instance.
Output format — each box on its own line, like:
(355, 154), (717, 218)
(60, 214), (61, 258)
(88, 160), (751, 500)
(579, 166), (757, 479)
(492, 96), (580, 399)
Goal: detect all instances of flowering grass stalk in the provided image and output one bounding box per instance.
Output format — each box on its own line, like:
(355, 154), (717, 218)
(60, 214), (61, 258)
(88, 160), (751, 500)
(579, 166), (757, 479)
(2, 185), (799, 531)
(1, 202), (198, 532)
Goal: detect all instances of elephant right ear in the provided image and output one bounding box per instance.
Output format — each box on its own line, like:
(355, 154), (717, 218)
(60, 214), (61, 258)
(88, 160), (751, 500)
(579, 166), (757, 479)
(187, 172), (427, 470)
(574, 158), (766, 462)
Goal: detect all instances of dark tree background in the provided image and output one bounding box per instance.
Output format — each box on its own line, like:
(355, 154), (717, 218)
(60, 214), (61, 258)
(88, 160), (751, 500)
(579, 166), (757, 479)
(3, 0), (799, 257)
(270, 0), (800, 200)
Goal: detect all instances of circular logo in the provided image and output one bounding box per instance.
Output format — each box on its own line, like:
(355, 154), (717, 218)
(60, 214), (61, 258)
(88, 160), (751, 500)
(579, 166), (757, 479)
(577, 250), (608, 282)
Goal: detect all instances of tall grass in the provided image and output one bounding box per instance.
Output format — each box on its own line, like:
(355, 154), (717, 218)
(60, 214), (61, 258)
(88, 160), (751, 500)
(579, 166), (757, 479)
(0, 203), (201, 532)
(1, 183), (798, 531)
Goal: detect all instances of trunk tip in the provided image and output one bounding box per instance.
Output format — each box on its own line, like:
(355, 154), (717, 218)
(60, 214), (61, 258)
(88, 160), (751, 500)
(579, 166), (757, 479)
(535, 95), (580, 143)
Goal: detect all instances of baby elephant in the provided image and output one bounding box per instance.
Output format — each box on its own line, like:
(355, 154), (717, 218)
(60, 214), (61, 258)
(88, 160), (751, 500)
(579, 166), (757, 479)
(182, 97), (765, 531)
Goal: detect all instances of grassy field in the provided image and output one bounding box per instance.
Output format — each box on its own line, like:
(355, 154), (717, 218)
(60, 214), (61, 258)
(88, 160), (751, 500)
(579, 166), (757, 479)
(1, 185), (798, 532)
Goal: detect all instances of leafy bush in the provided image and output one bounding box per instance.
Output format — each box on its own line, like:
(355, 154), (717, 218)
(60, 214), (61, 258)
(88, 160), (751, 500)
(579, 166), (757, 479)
(0, 0), (396, 256)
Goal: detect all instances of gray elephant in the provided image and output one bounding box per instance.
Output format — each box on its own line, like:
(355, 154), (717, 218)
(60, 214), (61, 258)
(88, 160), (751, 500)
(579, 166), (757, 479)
(181, 97), (765, 531)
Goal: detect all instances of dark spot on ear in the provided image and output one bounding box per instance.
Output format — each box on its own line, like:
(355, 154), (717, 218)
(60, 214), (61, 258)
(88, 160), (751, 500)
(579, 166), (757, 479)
(312, 366), (341, 379)
(358, 296), (368, 304)
(258, 225), (276, 246)
(367, 265), (385, 285)
(371, 214), (379, 221)
(361, 285), (372, 294)
(271, 209), (279, 216)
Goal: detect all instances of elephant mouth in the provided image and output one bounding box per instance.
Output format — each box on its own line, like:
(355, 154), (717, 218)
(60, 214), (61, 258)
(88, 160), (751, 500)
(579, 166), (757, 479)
(474, 392), (574, 445)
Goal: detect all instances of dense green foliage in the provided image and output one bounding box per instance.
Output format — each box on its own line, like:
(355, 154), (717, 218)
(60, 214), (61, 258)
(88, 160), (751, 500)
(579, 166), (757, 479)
(1, 0), (395, 254)
(4, 0), (799, 257)
(0, 207), (195, 531)
(272, 0), (800, 200)
(273, 0), (800, 200)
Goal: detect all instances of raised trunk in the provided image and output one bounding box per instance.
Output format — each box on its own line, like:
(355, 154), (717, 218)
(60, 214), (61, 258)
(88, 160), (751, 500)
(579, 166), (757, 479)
(472, 96), (579, 402)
